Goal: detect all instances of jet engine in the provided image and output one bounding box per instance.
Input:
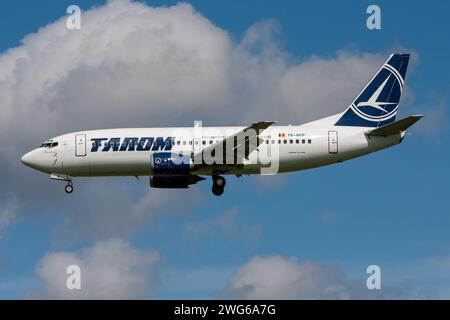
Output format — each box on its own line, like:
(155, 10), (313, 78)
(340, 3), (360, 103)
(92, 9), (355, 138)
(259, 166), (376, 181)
(150, 152), (192, 175)
(150, 175), (205, 188)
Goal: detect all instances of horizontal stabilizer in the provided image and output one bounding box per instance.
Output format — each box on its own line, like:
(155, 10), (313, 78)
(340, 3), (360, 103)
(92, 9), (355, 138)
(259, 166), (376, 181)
(366, 115), (423, 137)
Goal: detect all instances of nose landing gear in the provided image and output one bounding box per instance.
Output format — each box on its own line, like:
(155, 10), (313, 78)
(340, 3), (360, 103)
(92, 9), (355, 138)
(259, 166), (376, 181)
(65, 181), (74, 194)
(50, 173), (74, 194)
(212, 175), (226, 196)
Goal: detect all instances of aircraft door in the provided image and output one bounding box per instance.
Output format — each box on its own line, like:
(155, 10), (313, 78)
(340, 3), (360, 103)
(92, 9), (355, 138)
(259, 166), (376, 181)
(328, 131), (338, 154)
(193, 138), (201, 152)
(75, 134), (87, 156)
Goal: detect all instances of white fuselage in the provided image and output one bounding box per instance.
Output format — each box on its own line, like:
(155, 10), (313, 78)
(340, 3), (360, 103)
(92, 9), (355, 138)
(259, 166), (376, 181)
(21, 118), (403, 178)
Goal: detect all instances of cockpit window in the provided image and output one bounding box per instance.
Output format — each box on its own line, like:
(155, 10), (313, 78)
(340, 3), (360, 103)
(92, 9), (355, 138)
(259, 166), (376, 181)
(39, 142), (58, 148)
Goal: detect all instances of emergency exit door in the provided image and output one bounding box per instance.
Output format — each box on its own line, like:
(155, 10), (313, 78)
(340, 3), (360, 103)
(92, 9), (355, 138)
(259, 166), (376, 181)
(193, 138), (201, 152)
(75, 134), (87, 156)
(328, 131), (338, 154)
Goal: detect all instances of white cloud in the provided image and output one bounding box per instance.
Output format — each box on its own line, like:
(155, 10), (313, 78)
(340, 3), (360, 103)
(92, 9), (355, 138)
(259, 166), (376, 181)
(34, 238), (160, 299)
(222, 255), (430, 299)
(223, 255), (352, 299)
(0, 0), (406, 238)
(0, 0), (387, 157)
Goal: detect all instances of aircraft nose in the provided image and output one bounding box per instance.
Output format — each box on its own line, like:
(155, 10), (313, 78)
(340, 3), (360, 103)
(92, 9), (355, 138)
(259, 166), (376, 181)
(21, 149), (43, 170)
(21, 151), (34, 166)
(21, 148), (54, 172)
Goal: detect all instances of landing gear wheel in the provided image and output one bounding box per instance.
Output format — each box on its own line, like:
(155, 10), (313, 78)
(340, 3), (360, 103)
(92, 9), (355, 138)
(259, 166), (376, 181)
(214, 176), (226, 187)
(212, 175), (225, 196)
(212, 185), (224, 196)
(65, 184), (73, 194)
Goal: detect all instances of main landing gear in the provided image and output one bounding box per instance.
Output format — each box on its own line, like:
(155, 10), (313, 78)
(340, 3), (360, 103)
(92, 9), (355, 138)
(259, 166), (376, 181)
(65, 180), (74, 194)
(212, 175), (226, 196)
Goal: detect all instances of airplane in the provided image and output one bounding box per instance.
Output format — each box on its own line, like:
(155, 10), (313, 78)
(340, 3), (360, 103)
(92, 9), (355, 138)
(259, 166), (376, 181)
(21, 53), (423, 196)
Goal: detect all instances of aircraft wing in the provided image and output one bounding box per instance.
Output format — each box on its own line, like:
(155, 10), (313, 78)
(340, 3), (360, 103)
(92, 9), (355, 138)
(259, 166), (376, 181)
(192, 121), (275, 171)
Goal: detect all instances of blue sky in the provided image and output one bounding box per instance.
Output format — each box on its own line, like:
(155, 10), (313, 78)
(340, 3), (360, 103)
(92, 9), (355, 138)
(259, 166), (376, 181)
(0, 0), (449, 299)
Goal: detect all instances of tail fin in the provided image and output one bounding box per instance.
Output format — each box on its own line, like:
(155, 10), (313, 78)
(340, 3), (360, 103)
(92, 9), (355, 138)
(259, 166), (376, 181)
(335, 53), (410, 127)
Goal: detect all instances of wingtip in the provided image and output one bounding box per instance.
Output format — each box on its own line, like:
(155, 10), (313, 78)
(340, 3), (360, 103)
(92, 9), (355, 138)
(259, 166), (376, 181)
(410, 114), (424, 120)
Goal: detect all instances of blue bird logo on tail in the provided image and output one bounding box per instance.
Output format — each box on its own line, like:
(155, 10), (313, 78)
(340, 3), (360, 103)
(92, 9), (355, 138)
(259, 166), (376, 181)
(336, 53), (409, 127)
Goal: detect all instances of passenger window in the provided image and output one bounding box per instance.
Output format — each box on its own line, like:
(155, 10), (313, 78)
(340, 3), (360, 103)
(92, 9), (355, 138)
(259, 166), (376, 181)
(302, 139), (305, 144)
(266, 140), (269, 144)
(189, 141), (192, 145)
(296, 139), (299, 144)
(283, 140), (287, 144)
(202, 141), (206, 145)
(278, 140), (281, 144)
(209, 140), (213, 144)
(183, 141), (186, 145)
(308, 139), (312, 144)
(289, 139), (293, 144)
(177, 141), (181, 145)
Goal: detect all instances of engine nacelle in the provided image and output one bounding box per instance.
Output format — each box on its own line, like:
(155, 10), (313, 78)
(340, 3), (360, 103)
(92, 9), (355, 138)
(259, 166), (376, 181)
(150, 152), (192, 175)
(150, 175), (205, 188)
